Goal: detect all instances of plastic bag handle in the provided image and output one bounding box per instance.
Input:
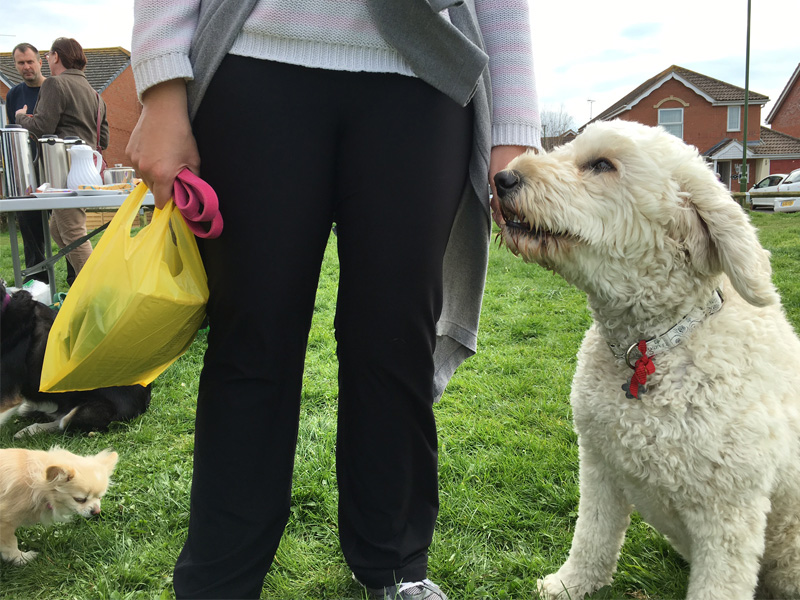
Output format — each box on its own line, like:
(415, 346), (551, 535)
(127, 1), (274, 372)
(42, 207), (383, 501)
(105, 182), (152, 237)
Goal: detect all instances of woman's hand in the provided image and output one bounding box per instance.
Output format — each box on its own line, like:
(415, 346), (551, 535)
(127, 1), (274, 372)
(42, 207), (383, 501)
(15, 105), (29, 119)
(126, 79), (200, 209)
(488, 145), (529, 227)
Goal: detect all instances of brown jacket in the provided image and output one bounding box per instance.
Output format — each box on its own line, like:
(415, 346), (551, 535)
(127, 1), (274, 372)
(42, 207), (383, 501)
(17, 69), (109, 149)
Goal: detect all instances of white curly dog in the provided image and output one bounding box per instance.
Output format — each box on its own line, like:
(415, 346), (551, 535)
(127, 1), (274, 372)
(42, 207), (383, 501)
(493, 120), (800, 600)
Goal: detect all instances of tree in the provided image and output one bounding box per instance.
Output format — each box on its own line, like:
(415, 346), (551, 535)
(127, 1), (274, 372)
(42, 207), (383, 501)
(540, 107), (577, 151)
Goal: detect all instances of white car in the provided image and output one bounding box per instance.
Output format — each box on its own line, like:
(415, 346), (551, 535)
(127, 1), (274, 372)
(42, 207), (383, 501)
(777, 168), (800, 193)
(774, 197), (800, 212)
(775, 168), (800, 213)
(749, 173), (787, 209)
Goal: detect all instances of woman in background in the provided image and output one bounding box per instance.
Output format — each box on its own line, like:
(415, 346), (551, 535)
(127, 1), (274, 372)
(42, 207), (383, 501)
(128, 2), (541, 598)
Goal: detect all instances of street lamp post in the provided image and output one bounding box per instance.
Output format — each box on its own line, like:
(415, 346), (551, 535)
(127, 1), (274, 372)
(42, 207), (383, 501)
(740, 0), (751, 193)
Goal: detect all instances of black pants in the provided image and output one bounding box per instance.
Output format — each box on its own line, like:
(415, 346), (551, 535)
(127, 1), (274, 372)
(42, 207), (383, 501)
(18, 210), (49, 284)
(173, 56), (473, 599)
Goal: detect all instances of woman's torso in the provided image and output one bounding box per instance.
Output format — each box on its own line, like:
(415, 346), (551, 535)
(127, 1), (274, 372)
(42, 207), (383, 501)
(40, 70), (103, 146)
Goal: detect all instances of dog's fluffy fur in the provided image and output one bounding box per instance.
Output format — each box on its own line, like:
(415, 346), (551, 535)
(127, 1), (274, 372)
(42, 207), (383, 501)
(0, 283), (151, 437)
(495, 120), (800, 599)
(0, 446), (118, 565)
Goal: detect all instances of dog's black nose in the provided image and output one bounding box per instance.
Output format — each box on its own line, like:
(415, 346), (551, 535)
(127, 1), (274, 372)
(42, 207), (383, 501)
(494, 170), (520, 197)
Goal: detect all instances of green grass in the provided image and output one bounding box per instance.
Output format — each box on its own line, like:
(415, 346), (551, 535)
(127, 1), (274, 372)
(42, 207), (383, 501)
(1, 210), (798, 599)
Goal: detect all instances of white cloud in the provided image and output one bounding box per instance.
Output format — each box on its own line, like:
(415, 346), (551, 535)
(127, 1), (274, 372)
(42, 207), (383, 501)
(532, 0), (800, 126)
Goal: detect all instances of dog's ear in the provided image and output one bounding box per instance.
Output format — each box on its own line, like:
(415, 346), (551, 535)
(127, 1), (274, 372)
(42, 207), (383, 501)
(669, 202), (722, 276)
(673, 167), (779, 307)
(95, 449), (119, 475)
(45, 465), (75, 483)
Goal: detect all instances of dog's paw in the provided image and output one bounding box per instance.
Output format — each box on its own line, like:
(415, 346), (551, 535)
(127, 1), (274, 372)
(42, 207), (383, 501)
(537, 575), (568, 600)
(13, 421), (59, 439)
(3, 550), (38, 566)
(537, 573), (594, 600)
(16, 550), (38, 565)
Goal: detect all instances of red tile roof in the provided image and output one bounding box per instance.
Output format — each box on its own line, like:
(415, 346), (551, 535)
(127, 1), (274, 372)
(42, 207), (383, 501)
(751, 126), (800, 156)
(589, 65), (769, 126)
(703, 127), (800, 158)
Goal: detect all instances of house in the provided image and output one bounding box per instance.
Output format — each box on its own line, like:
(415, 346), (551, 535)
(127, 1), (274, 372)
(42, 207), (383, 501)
(584, 65), (800, 189)
(766, 62), (800, 139)
(542, 128), (577, 152)
(707, 126), (800, 181)
(1, 47), (140, 169)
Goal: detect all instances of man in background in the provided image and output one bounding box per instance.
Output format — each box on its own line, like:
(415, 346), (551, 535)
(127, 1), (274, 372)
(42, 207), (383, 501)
(5, 43), (48, 284)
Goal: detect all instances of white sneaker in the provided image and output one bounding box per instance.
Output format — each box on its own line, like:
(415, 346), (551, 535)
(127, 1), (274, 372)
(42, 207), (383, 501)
(365, 578), (448, 600)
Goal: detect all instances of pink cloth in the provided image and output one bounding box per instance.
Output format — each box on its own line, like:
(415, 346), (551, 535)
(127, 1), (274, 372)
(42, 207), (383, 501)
(173, 169), (223, 239)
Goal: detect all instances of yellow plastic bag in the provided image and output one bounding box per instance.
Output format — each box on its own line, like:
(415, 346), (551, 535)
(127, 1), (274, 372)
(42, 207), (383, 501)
(41, 182), (209, 391)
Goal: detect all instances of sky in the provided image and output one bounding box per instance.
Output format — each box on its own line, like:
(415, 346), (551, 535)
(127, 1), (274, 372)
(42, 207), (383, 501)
(531, 0), (799, 128)
(2, 0), (798, 130)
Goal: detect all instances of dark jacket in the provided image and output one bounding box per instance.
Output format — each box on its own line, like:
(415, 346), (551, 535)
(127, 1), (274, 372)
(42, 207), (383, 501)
(17, 69), (109, 149)
(5, 82), (42, 124)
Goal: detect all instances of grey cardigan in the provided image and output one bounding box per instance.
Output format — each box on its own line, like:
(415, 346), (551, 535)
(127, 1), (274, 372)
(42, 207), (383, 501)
(188, 0), (494, 401)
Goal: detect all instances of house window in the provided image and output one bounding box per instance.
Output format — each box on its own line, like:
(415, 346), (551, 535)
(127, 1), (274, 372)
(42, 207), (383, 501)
(659, 108), (683, 139)
(727, 106), (741, 132)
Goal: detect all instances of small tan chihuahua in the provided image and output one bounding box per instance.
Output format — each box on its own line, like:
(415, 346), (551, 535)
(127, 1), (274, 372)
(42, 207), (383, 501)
(0, 446), (118, 565)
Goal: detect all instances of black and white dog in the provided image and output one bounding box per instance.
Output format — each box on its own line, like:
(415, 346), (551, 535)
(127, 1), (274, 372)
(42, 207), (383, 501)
(0, 282), (150, 437)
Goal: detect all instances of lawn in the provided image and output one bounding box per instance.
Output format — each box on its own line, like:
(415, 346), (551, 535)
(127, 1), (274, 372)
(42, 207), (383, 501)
(0, 209), (798, 599)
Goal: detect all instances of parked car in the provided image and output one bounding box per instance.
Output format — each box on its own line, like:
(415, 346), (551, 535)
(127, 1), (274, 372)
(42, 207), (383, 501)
(749, 173), (787, 209)
(774, 197), (800, 213)
(777, 168), (800, 193)
(774, 168), (800, 213)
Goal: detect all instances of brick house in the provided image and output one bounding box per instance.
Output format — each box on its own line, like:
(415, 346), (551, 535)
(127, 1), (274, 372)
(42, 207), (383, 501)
(0, 47), (140, 169)
(542, 129), (577, 152)
(766, 63), (800, 139)
(584, 65), (800, 190)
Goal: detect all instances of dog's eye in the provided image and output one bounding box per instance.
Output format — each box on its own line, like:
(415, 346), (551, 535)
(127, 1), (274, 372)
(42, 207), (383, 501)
(73, 497), (87, 504)
(589, 158), (616, 173)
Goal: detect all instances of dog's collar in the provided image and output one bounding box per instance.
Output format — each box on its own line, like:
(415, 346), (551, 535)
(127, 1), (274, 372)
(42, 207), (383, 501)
(607, 289), (724, 365)
(1, 292), (9, 313)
